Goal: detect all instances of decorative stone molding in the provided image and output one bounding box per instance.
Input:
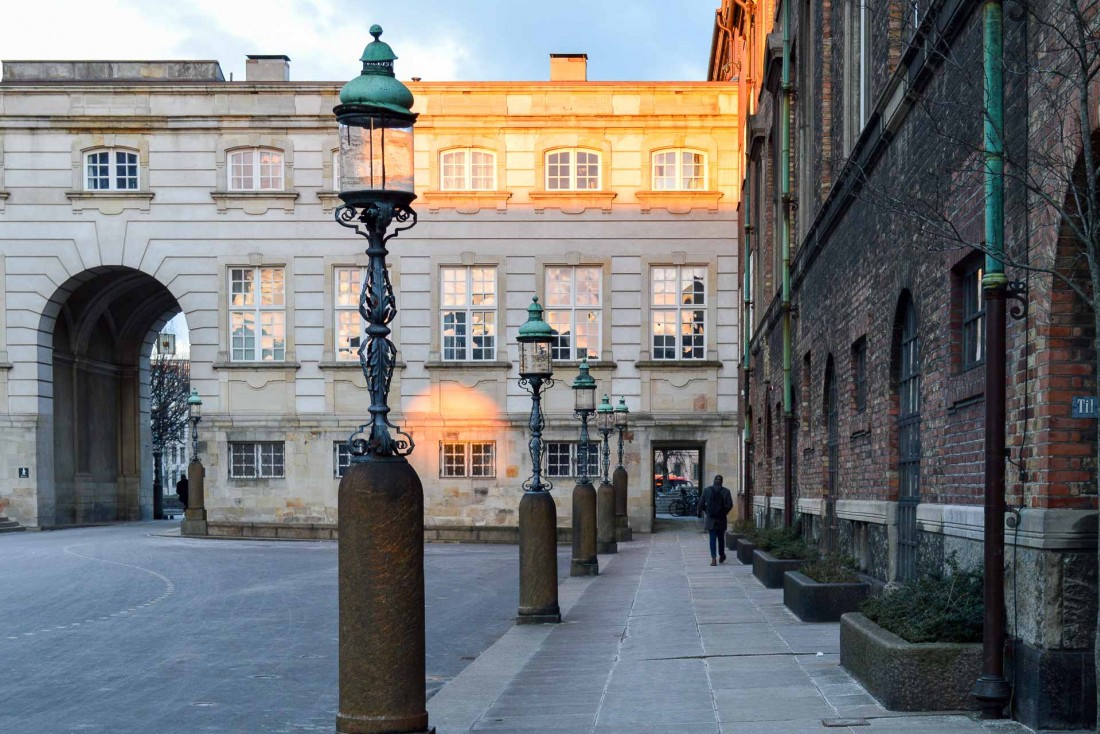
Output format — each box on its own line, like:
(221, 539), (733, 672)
(211, 360), (302, 371)
(0, 191), (8, 212)
(316, 191), (342, 212)
(634, 190), (724, 214)
(65, 191), (155, 214)
(528, 190), (617, 214)
(319, 360), (407, 371)
(420, 190), (513, 214)
(210, 191), (299, 214)
(424, 360), (512, 371)
(635, 359), (722, 369)
(836, 498), (898, 525)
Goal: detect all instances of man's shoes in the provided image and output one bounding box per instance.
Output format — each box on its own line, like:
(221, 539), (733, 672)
(719, 555), (727, 564)
(710, 558), (717, 566)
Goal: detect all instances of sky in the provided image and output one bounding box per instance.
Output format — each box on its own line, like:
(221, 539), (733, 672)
(1, 0), (718, 83)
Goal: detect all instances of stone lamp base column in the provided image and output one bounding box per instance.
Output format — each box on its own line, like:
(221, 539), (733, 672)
(570, 480), (598, 577)
(337, 457), (435, 734)
(596, 481), (617, 554)
(181, 459), (207, 536)
(517, 490), (561, 624)
(613, 466), (631, 542)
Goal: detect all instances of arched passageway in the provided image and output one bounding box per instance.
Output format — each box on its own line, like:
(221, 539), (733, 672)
(40, 267), (180, 526)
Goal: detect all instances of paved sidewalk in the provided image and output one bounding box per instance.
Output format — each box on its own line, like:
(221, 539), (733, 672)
(428, 530), (1045, 734)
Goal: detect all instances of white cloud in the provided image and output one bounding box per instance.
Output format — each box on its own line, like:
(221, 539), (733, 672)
(0, 0), (466, 82)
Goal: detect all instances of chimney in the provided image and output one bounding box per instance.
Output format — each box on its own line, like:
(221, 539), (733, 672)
(245, 55), (290, 82)
(549, 53), (587, 82)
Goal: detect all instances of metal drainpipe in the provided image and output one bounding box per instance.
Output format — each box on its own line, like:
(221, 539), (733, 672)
(973, 0), (1012, 718)
(780, 0), (794, 529)
(743, 181), (753, 521)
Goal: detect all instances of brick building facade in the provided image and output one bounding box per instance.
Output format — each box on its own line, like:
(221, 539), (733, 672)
(713, 0), (1097, 728)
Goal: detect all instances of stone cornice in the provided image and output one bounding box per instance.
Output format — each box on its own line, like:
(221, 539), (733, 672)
(527, 190), (617, 214)
(210, 191), (298, 214)
(634, 189), (724, 214)
(65, 190), (154, 214)
(420, 190), (513, 214)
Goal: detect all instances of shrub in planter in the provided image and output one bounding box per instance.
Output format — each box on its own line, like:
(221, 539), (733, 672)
(726, 517), (755, 550)
(860, 555), (983, 644)
(840, 555), (984, 711)
(784, 554), (869, 623)
(752, 529), (817, 588)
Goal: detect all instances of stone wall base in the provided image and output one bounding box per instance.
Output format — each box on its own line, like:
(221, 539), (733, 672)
(1010, 640), (1096, 731)
(203, 521), (575, 545)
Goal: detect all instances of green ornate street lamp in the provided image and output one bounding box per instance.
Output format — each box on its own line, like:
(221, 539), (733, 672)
(181, 388), (207, 536)
(515, 297), (561, 623)
(332, 26), (434, 734)
(613, 396), (632, 542)
(595, 394), (617, 554)
(569, 358), (599, 576)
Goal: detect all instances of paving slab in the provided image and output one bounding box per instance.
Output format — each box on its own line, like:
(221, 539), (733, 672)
(428, 531), (1066, 734)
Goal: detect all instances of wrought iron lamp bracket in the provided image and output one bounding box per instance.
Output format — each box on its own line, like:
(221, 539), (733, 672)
(1006, 280), (1028, 321)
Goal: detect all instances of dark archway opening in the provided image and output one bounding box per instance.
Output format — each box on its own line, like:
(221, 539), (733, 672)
(42, 267), (180, 526)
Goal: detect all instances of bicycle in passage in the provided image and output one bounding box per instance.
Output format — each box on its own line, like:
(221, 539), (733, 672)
(668, 487), (701, 517)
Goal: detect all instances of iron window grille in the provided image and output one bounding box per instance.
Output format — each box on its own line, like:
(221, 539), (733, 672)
(439, 441), (497, 478)
(229, 441), (285, 479)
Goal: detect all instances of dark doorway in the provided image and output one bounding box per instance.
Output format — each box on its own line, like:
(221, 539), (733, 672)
(652, 443), (705, 519)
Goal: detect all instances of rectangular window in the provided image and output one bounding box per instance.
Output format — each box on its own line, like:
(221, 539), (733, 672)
(651, 265), (707, 360)
(652, 150), (706, 190)
(333, 441), (351, 478)
(229, 148), (284, 191)
(335, 267), (363, 361)
(85, 149), (138, 191)
(440, 149), (496, 190)
(230, 442), (285, 479)
(546, 149), (600, 190)
(544, 441), (600, 478)
(441, 266), (497, 361)
(852, 336), (867, 412)
(962, 263), (985, 370)
(439, 441), (497, 478)
(545, 266), (602, 361)
(229, 266), (286, 362)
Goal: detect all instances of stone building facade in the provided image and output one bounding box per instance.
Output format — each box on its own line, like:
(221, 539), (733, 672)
(0, 54), (741, 538)
(713, 0), (1097, 728)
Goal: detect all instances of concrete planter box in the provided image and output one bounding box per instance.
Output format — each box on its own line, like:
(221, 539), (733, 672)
(752, 549), (808, 588)
(725, 530), (745, 550)
(735, 539), (755, 565)
(783, 571), (870, 623)
(840, 613), (981, 711)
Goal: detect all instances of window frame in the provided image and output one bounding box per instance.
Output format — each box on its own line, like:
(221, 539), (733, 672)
(960, 260), (986, 371)
(439, 148), (497, 191)
(227, 147), (285, 192)
(438, 441), (497, 479)
(228, 266), (287, 362)
(650, 148), (707, 191)
(334, 266), (365, 361)
(333, 441), (351, 478)
(544, 441), (601, 479)
(852, 336), (868, 413)
(229, 441), (286, 479)
(544, 265), (603, 362)
(83, 147), (139, 192)
(650, 265), (708, 361)
(544, 148), (602, 191)
(440, 265), (498, 362)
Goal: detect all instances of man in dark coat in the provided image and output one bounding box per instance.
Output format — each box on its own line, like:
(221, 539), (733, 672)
(176, 474), (189, 510)
(697, 475), (734, 565)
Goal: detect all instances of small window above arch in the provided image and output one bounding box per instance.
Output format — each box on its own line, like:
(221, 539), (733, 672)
(84, 148), (139, 191)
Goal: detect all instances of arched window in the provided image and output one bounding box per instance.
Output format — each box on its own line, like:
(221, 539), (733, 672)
(895, 297), (921, 580)
(228, 148), (284, 191)
(545, 149), (600, 190)
(652, 149), (706, 190)
(440, 148), (495, 191)
(84, 148), (139, 191)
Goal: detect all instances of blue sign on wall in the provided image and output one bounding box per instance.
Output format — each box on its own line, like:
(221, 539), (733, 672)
(1072, 396), (1098, 419)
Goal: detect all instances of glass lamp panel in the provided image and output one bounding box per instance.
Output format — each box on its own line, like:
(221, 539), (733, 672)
(574, 386), (596, 412)
(614, 411), (628, 429)
(519, 340), (552, 377)
(339, 118), (414, 195)
(597, 409), (614, 431)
